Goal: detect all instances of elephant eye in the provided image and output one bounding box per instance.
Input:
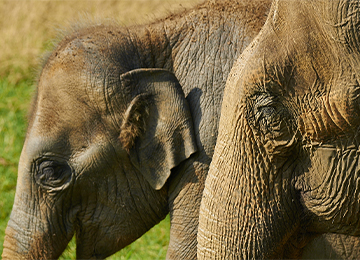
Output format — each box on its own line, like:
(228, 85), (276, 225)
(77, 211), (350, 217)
(35, 160), (73, 192)
(249, 93), (288, 134)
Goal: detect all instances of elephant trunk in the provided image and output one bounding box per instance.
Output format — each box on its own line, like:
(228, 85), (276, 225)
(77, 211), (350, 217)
(2, 196), (73, 260)
(198, 107), (301, 259)
(2, 154), (75, 259)
(2, 225), (26, 260)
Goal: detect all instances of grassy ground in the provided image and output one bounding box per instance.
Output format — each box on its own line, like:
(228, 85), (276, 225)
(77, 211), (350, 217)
(0, 0), (200, 258)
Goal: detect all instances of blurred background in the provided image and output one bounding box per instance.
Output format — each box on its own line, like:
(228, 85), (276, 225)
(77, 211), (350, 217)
(0, 0), (201, 259)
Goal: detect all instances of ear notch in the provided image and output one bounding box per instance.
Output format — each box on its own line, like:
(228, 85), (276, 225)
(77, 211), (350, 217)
(119, 68), (197, 190)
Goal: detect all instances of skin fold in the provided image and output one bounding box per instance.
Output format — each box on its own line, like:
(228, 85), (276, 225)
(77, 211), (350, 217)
(198, 0), (360, 259)
(1, 1), (271, 259)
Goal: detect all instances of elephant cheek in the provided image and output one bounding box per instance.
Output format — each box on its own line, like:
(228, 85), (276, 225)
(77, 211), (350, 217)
(302, 146), (360, 234)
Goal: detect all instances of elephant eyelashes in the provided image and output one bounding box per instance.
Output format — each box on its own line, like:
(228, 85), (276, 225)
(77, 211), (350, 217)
(35, 160), (73, 192)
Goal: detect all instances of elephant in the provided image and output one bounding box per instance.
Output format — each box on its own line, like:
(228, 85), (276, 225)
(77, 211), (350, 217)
(198, 0), (360, 259)
(1, 0), (271, 259)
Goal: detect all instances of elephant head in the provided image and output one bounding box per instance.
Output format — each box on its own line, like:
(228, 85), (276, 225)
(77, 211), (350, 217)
(198, 0), (360, 258)
(2, 32), (196, 259)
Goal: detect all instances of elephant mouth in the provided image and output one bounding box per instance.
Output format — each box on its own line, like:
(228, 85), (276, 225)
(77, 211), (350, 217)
(74, 221), (135, 259)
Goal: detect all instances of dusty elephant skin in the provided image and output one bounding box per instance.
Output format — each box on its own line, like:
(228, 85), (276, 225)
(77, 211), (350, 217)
(1, 0), (271, 259)
(198, 0), (360, 259)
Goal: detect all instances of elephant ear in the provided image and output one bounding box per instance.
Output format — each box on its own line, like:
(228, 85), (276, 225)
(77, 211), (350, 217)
(119, 68), (197, 190)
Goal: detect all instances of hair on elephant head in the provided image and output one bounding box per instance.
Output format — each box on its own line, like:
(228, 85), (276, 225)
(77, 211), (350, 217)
(1, 0), (272, 259)
(198, 0), (360, 259)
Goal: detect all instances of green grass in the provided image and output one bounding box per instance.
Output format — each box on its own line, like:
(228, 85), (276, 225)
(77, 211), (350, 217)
(0, 76), (170, 258)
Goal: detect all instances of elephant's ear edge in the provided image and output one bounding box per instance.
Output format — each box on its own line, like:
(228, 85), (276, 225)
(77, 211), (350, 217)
(119, 68), (198, 190)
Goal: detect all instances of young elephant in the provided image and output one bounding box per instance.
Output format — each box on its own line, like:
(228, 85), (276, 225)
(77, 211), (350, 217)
(198, 0), (360, 259)
(1, 1), (271, 259)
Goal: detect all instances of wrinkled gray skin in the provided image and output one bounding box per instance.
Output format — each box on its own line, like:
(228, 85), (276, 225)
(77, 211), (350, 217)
(1, 1), (271, 259)
(198, 0), (360, 259)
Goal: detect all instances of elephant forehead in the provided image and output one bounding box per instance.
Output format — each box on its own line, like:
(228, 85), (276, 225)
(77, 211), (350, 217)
(34, 81), (89, 131)
(38, 35), (128, 124)
(29, 84), (111, 157)
(35, 56), (122, 130)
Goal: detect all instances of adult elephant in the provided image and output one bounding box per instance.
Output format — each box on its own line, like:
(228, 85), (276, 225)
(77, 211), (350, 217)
(1, 0), (271, 259)
(198, 0), (360, 259)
